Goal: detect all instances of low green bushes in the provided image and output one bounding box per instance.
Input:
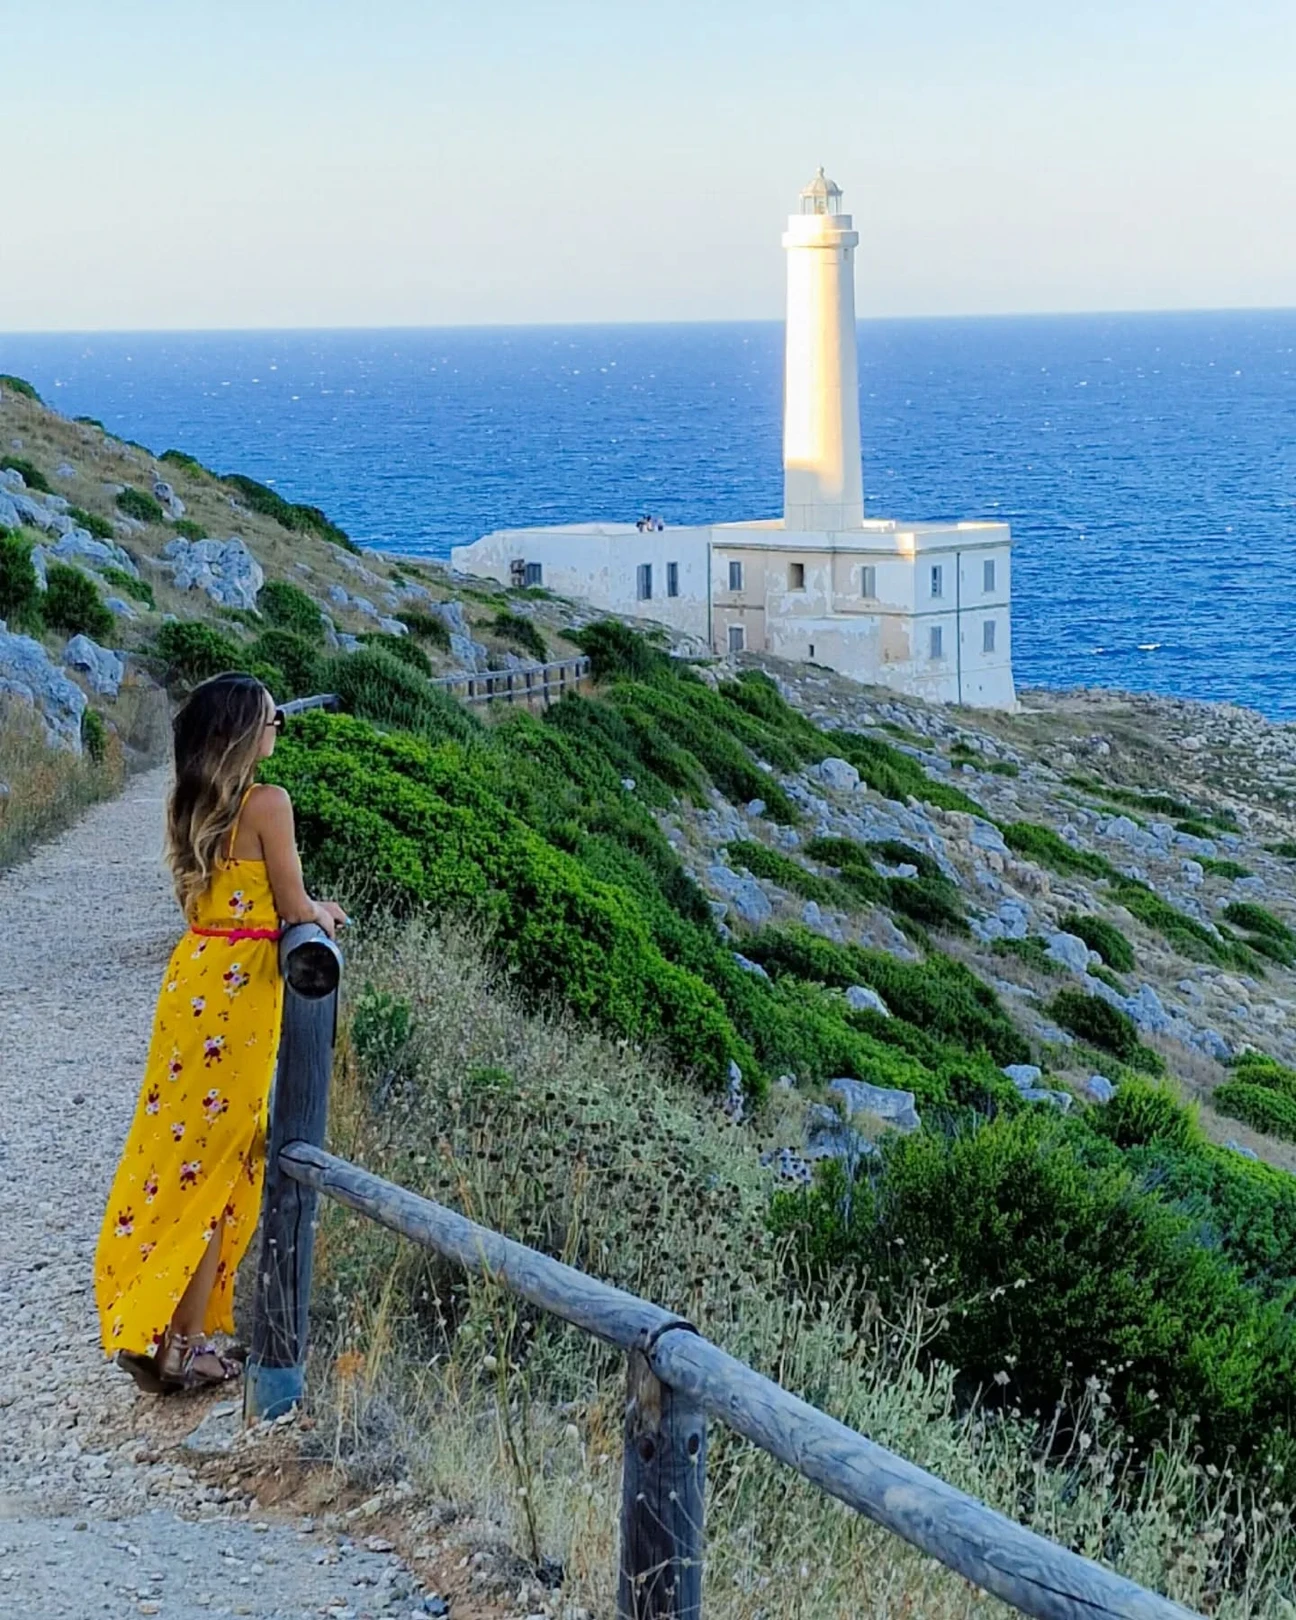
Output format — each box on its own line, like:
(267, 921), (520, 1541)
(801, 836), (887, 905)
(724, 840), (849, 909)
(491, 610), (547, 662)
(99, 566), (155, 609)
(396, 610), (451, 651)
(257, 578), (325, 641)
(1050, 988), (1142, 1063)
(325, 646), (478, 745)
(249, 629), (324, 699)
(171, 519), (208, 542)
(1001, 820), (1119, 880)
(1222, 902), (1295, 965)
(152, 620), (244, 686)
(1090, 1077), (1202, 1152)
(358, 632), (432, 676)
(832, 732), (984, 815)
(992, 936), (1062, 975)
(0, 531), (42, 629)
(116, 487), (166, 525)
(1, 455), (51, 494)
(1215, 1054), (1296, 1144)
(222, 472), (357, 551)
(67, 506), (115, 541)
(1058, 911), (1136, 972)
(81, 708), (107, 764)
(159, 449), (211, 477)
(1201, 857), (1252, 880)
(43, 563), (113, 640)
(885, 872), (966, 935)
(1114, 881), (1253, 968)
(771, 1108), (1296, 1464)
(0, 375), (40, 402)
(573, 618), (672, 682)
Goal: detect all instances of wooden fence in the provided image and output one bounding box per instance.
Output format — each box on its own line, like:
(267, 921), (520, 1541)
(427, 653), (591, 707)
(245, 924), (1204, 1620)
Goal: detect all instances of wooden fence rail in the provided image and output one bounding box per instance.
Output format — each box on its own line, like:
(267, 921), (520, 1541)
(427, 654), (591, 707)
(247, 899), (1204, 1620)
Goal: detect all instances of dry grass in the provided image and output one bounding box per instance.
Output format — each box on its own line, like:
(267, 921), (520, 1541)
(295, 917), (1296, 1620)
(0, 695), (122, 869)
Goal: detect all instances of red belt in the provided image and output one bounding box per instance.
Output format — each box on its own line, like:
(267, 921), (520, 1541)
(190, 926), (283, 942)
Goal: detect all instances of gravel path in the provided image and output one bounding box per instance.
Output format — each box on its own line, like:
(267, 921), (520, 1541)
(0, 771), (439, 1618)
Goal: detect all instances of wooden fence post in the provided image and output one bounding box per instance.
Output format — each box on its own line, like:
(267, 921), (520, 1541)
(619, 1341), (706, 1619)
(244, 923), (342, 1423)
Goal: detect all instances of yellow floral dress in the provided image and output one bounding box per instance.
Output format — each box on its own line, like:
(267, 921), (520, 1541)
(95, 797), (284, 1356)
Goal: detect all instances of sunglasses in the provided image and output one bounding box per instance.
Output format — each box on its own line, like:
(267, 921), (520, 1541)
(266, 709), (286, 733)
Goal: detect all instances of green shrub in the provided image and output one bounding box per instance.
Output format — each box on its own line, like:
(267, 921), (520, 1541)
(1267, 841), (1296, 860)
(801, 836), (887, 905)
(0, 375), (40, 402)
(0, 456), (50, 494)
(0, 531), (42, 628)
(325, 647), (478, 745)
(1214, 1082), (1296, 1144)
(222, 472), (357, 551)
(1001, 820), (1118, 880)
(159, 449), (212, 478)
(358, 632), (433, 676)
(1058, 911), (1136, 972)
(772, 1109), (1296, 1462)
(866, 839), (945, 882)
(491, 610), (547, 662)
(43, 563), (113, 640)
(116, 487), (166, 525)
(1201, 858), (1252, 880)
(257, 578), (325, 641)
(171, 518), (208, 542)
(745, 925), (1029, 1066)
(1223, 901), (1295, 946)
(574, 619), (672, 683)
(152, 620), (244, 686)
(1050, 988), (1141, 1062)
(248, 629), (325, 699)
(81, 708), (107, 764)
(98, 566), (155, 609)
(885, 873), (966, 934)
(991, 936), (1061, 975)
(349, 986), (418, 1104)
(397, 610), (451, 651)
(73, 415), (104, 430)
(1230, 1052), (1296, 1098)
(1090, 1077), (1202, 1151)
(1113, 881), (1250, 968)
(724, 840), (849, 908)
(832, 732), (984, 815)
(217, 605), (264, 630)
(67, 506), (115, 541)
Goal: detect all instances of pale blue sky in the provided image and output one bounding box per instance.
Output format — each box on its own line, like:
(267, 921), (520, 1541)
(3, 0), (1294, 329)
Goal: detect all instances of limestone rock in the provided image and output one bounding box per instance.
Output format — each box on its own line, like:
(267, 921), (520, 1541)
(1084, 1074), (1116, 1103)
(161, 536), (263, 610)
(0, 623), (87, 750)
(1045, 931), (1093, 975)
(817, 756), (860, 793)
(51, 528), (140, 577)
(828, 1076), (920, 1133)
(844, 984), (891, 1017)
(1019, 1087), (1073, 1112)
(152, 479), (185, 519)
(1002, 1064), (1043, 1090)
(64, 634), (124, 698)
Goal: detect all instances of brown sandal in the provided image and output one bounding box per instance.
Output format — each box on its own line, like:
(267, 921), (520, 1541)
(154, 1332), (244, 1393)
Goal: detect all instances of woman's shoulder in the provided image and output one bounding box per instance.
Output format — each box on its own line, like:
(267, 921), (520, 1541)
(242, 782), (293, 826)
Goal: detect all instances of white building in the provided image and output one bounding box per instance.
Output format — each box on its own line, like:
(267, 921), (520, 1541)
(453, 170), (1016, 709)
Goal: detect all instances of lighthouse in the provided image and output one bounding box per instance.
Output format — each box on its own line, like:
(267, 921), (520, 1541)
(781, 168), (865, 532)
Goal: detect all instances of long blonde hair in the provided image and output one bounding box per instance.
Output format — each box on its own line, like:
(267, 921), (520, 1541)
(165, 673), (271, 918)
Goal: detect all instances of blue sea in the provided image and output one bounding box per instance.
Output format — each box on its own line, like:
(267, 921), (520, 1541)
(3, 314), (1295, 717)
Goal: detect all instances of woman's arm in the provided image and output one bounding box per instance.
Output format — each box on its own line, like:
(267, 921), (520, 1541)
(250, 785), (346, 938)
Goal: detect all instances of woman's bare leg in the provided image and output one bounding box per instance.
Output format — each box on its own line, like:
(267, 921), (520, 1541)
(164, 1223), (232, 1377)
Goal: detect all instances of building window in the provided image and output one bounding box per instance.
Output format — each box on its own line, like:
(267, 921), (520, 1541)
(728, 559), (744, 591)
(666, 561), (679, 598)
(808, 642), (815, 660)
(983, 558), (995, 593)
(860, 564), (877, 599)
(930, 565), (944, 599)
(930, 625), (944, 660)
(728, 624), (745, 653)
(789, 561), (806, 590)
(637, 563), (653, 601)
(983, 618), (997, 654)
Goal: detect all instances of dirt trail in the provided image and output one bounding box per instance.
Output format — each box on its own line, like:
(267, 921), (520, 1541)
(0, 770), (433, 1618)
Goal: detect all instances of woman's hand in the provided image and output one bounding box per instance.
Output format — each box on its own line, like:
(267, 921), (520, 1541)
(311, 899), (348, 939)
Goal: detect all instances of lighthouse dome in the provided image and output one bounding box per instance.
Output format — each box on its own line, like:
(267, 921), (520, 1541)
(799, 166), (843, 215)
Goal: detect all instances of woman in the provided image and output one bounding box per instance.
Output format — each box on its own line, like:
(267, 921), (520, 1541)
(94, 673), (345, 1392)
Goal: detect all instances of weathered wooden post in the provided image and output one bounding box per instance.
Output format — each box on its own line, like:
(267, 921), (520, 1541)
(618, 1341), (707, 1619)
(244, 921), (343, 1423)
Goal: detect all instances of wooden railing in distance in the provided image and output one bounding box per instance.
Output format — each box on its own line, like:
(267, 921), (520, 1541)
(246, 907), (1203, 1620)
(427, 654), (590, 707)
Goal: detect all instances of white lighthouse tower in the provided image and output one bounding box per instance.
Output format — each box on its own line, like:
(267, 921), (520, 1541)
(781, 168), (865, 532)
